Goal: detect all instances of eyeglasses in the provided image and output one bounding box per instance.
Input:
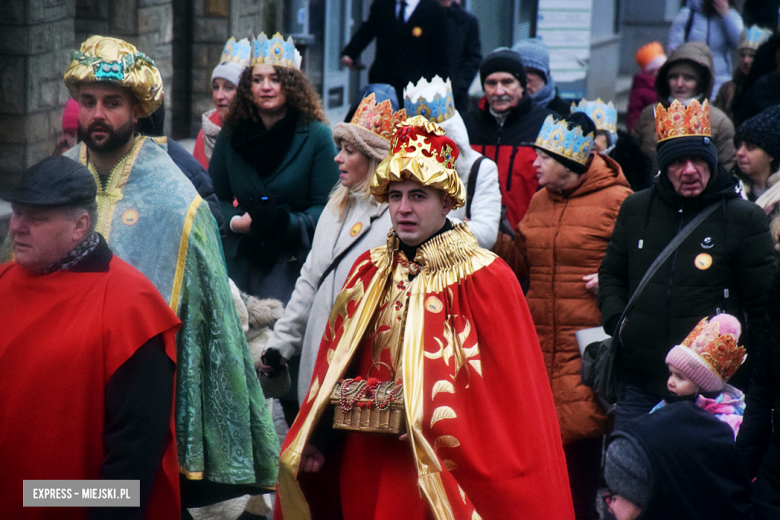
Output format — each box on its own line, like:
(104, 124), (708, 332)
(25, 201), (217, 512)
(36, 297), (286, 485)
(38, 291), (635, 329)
(602, 490), (618, 506)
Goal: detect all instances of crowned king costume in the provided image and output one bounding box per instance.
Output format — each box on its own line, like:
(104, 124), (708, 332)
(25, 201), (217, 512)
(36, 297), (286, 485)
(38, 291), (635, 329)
(276, 117), (574, 520)
(62, 36), (279, 486)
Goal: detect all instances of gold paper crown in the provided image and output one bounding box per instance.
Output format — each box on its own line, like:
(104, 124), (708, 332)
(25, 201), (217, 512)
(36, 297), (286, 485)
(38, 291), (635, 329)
(680, 317), (746, 384)
(350, 93), (407, 142)
(654, 99), (711, 142)
(534, 114), (594, 166)
(64, 35), (164, 118)
(251, 32), (301, 69)
(371, 116), (466, 207)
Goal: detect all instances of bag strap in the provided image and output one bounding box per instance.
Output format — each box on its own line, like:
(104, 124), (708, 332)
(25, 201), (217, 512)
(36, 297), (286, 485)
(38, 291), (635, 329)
(316, 211), (382, 290)
(465, 157), (484, 220)
(613, 199), (722, 336)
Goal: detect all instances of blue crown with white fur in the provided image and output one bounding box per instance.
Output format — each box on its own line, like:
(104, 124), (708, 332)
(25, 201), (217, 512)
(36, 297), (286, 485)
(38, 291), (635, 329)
(535, 114), (594, 165)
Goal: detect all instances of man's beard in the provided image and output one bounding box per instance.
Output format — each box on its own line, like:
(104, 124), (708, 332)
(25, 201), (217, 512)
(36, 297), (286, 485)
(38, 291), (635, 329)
(78, 120), (135, 154)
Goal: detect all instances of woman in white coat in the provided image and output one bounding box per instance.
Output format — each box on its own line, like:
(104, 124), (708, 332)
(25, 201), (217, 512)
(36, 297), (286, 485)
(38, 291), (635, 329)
(404, 76), (501, 248)
(260, 93), (406, 403)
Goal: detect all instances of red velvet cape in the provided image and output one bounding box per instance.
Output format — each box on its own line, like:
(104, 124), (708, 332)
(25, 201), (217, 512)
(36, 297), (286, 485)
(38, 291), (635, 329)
(277, 229), (574, 520)
(0, 257), (181, 520)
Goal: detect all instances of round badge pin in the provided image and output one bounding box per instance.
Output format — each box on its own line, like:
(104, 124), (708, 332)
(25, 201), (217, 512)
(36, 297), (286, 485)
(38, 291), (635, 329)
(412, 26), (423, 37)
(694, 253), (712, 270)
(121, 209), (139, 226)
(425, 296), (443, 313)
(350, 222), (363, 237)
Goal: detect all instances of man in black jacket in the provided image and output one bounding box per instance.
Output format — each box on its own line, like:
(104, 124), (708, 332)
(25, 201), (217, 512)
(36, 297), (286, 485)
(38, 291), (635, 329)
(598, 100), (774, 430)
(340, 0), (450, 102)
(437, 0), (481, 112)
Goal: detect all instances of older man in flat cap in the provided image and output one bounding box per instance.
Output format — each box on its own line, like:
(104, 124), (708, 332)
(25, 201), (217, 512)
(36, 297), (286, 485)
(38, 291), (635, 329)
(276, 116), (574, 520)
(0, 155), (181, 519)
(61, 36), (279, 507)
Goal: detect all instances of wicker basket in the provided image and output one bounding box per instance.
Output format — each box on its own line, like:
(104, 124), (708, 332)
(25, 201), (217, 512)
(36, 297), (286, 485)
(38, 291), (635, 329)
(330, 363), (405, 435)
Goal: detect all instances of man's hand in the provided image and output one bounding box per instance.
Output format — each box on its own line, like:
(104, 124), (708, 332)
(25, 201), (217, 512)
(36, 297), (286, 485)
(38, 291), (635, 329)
(301, 443), (325, 473)
(340, 55), (356, 69)
(712, 0), (729, 17)
(583, 273), (599, 296)
(231, 212), (252, 234)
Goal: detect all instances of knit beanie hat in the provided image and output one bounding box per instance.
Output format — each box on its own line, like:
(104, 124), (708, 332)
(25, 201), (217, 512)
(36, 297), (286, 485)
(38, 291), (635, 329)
(62, 98), (79, 133)
(734, 106), (780, 161)
(605, 436), (654, 510)
(635, 41), (667, 73)
(665, 314), (747, 393)
(211, 61), (244, 89)
(479, 48), (527, 89)
(512, 38), (550, 80)
(656, 135), (717, 175)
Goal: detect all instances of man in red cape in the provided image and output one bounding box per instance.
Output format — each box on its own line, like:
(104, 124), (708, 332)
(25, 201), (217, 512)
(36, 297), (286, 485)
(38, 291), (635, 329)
(0, 155), (181, 520)
(275, 116), (574, 520)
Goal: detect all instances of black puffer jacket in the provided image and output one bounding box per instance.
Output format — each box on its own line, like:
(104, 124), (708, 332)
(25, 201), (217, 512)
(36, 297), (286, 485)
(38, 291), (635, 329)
(599, 164), (773, 396)
(611, 402), (754, 520)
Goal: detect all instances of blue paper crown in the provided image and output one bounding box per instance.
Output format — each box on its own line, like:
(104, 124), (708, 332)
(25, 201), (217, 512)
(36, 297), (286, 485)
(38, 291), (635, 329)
(219, 37), (251, 67)
(403, 76), (456, 123)
(570, 98), (617, 134)
(740, 25), (772, 51)
(251, 32), (301, 69)
(534, 114), (594, 165)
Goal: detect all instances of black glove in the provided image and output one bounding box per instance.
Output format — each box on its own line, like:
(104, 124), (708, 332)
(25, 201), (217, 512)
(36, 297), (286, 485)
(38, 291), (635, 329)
(237, 195), (291, 264)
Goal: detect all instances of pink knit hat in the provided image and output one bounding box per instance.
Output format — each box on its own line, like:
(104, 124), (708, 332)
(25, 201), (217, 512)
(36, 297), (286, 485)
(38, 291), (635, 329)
(665, 314), (746, 392)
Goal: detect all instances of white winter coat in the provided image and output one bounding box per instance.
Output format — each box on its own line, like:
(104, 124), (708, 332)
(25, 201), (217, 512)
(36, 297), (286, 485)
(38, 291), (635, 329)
(439, 111), (501, 249)
(264, 194), (392, 403)
(668, 0), (743, 99)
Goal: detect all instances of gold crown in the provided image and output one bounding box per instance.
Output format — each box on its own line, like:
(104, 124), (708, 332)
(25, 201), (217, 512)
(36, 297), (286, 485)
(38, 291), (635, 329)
(681, 317), (746, 384)
(534, 114), (594, 166)
(655, 99), (711, 142)
(350, 93), (407, 142)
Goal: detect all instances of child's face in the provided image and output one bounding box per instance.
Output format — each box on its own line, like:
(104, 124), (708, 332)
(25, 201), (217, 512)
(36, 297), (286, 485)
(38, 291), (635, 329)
(667, 366), (698, 396)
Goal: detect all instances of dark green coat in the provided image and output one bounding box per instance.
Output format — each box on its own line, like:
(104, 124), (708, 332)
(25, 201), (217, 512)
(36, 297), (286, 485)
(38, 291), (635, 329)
(598, 166), (774, 395)
(209, 119), (339, 292)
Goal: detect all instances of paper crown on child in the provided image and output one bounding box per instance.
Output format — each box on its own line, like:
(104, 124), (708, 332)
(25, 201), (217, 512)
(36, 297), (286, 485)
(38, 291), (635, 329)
(739, 25), (772, 52)
(534, 114), (594, 166)
(635, 41), (666, 73)
(571, 98), (617, 135)
(654, 99), (711, 142)
(332, 93), (407, 161)
(371, 116), (465, 207)
(251, 32), (301, 69)
(665, 314), (747, 392)
(403, 76), (457, 123)
(64, 35), (163, 118)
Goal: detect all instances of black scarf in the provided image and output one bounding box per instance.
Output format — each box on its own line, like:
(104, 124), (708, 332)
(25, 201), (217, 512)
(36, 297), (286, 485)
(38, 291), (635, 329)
(231, 109), (299, 179)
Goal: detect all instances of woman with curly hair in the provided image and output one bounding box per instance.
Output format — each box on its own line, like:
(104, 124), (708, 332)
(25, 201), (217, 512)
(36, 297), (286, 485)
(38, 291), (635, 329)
(209, 33), (340, 304)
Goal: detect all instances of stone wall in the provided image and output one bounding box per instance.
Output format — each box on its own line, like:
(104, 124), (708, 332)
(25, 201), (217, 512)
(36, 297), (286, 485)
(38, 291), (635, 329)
(0, 0), (76, 191)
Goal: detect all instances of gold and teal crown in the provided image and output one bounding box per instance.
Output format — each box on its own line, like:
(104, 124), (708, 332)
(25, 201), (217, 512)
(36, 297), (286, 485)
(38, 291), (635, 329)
(534, 114), (594, 166)
(403, 75), (456, 123)
(251, 32), (301, 69)
(571, 98), (617, 135)
(219, 37), (252, 67)
(739, 25), (772, 51)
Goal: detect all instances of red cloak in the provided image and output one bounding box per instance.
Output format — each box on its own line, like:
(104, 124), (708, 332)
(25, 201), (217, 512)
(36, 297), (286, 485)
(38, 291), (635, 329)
(276, 224), (574, 520)
(0, 257), (181, 520)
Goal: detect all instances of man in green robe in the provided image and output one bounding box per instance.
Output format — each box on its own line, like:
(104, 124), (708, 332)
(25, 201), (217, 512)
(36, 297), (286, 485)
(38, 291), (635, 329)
(62, 35), (278, 502)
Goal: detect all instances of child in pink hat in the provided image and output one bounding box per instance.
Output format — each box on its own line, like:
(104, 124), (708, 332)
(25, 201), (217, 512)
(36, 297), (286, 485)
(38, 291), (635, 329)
(651, 313), (747, 437)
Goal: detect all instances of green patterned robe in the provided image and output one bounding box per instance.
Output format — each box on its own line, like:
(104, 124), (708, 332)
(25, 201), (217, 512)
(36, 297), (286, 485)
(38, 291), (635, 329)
(65, 137), (279, 486)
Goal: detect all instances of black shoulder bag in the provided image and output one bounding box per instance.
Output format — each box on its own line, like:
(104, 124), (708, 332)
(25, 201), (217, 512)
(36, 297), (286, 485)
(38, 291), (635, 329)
(581, 200), (722, 404)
